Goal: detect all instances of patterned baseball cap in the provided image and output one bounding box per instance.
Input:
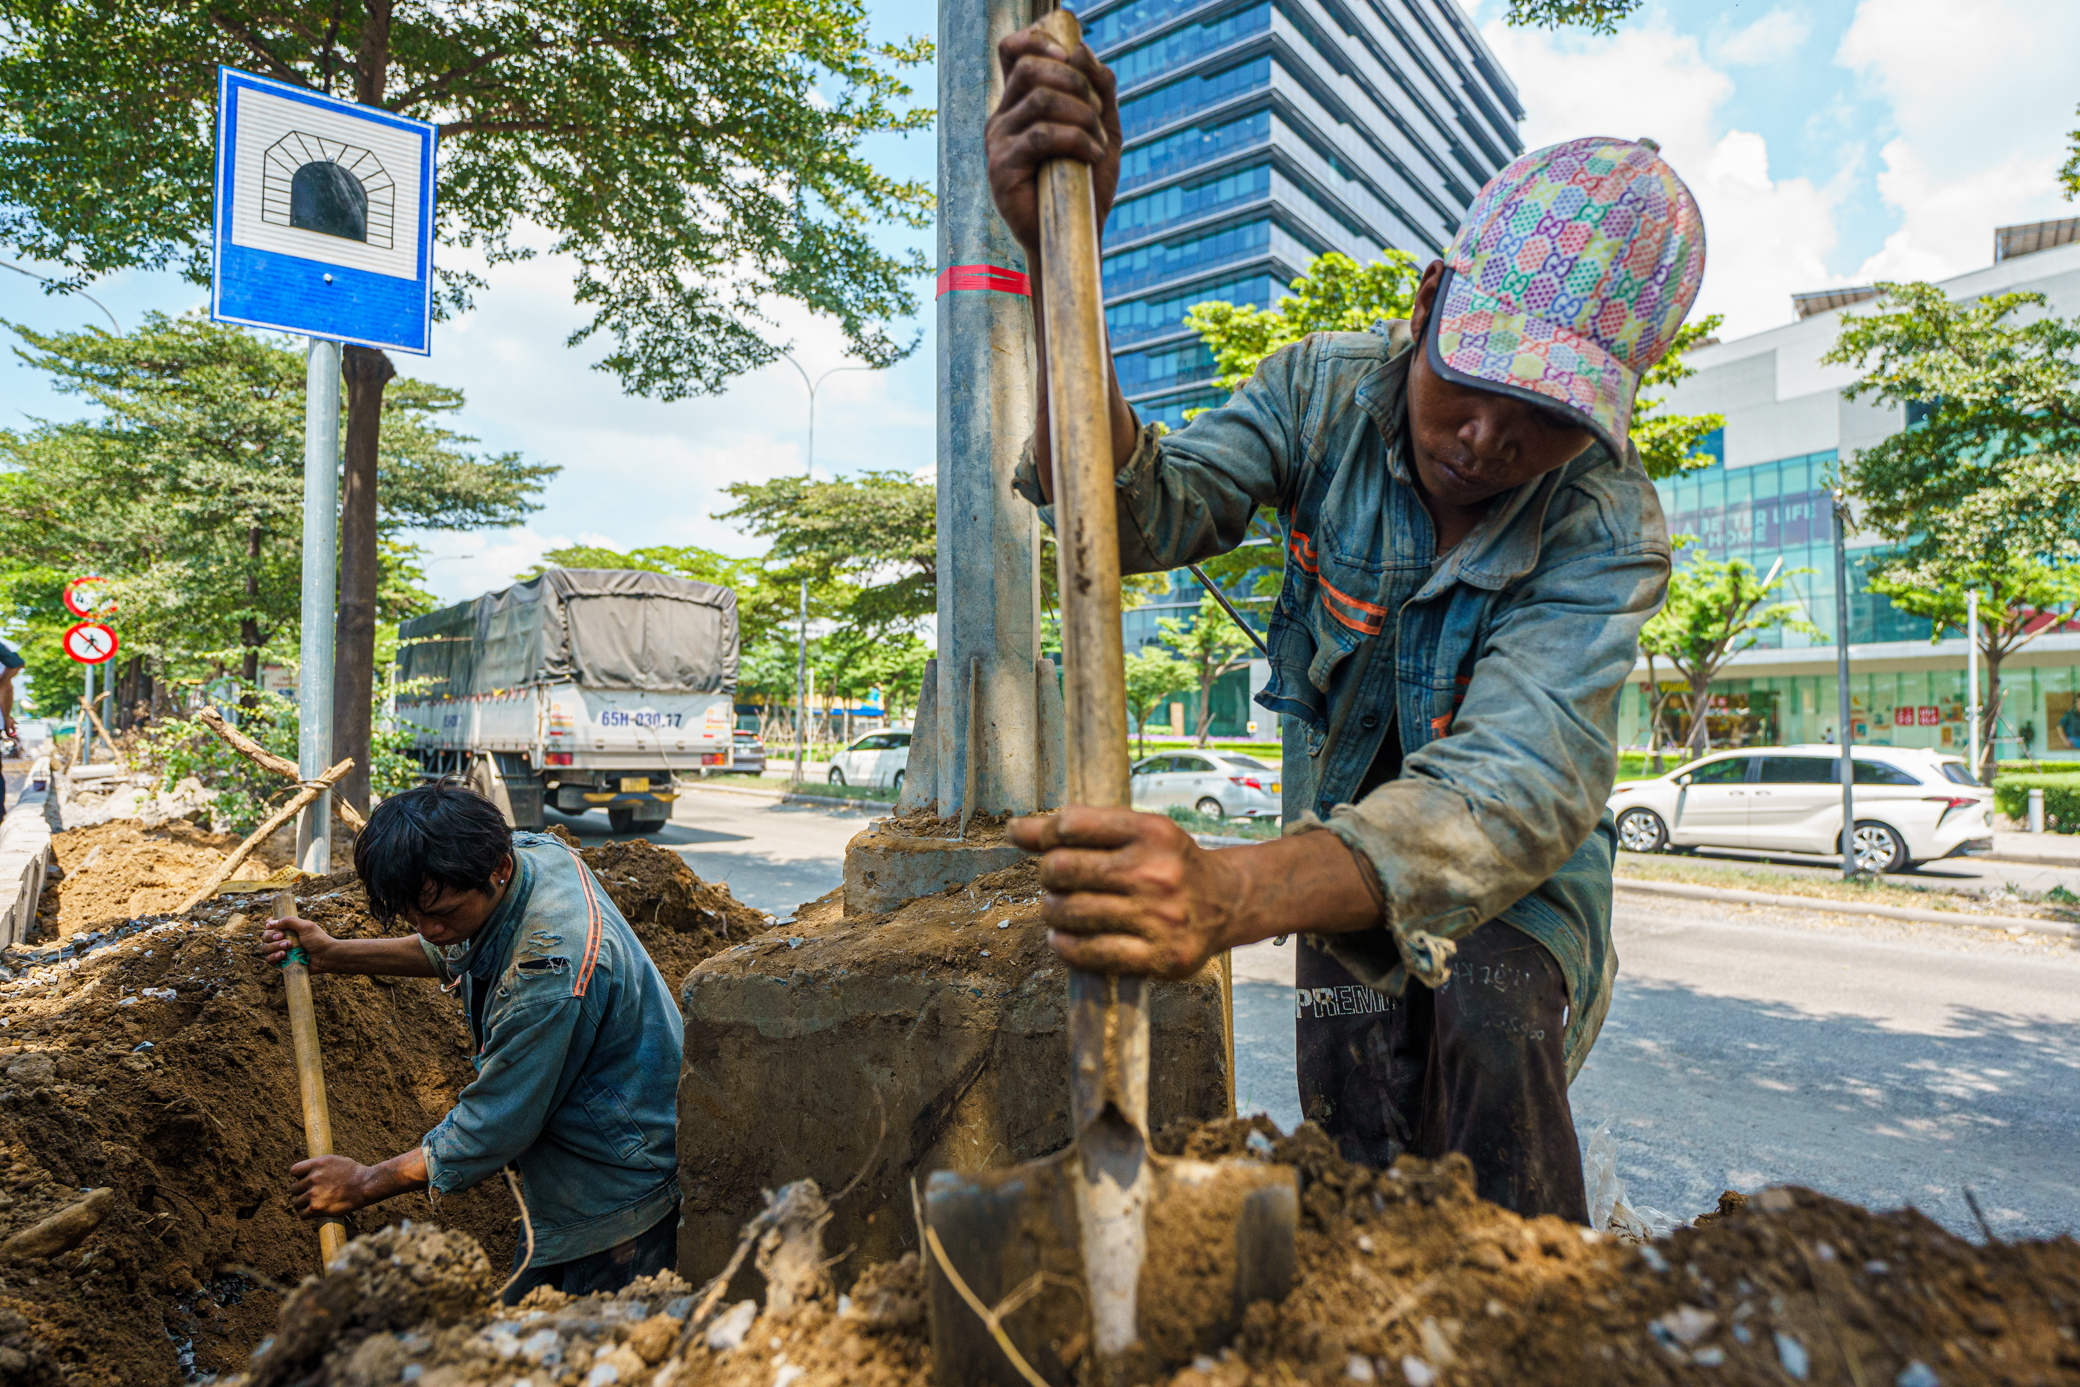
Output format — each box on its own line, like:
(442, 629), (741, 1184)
(1430, 136), (1706, 463)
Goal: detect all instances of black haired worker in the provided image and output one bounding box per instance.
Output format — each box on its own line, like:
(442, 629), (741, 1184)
(261, 783), (684, 1300)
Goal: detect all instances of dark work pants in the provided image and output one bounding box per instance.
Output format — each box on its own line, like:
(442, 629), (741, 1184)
(503, 1205), (679, 1305)
(1295, 921), (1589, 1223)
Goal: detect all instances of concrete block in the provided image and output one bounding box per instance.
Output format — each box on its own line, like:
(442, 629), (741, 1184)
(842, 826), (1023, 916)
(675, 890), (1230, 1296)
(897, 659), (938, 815)
(0, 774), (55, 948)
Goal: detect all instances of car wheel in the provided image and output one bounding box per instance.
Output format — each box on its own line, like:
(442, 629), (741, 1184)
(1615, 807), (1668, 853)
(892, 769), (905, 797)
(1195, 796), (1226, 821)
(608, 806), (637, 835)
(828, 767), (846, 786)
(1851, 821), (1908, 875)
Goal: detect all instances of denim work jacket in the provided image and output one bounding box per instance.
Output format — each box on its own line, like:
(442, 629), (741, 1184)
(1016, 322), (1670, 1076)
(418, 832), (684, 1263)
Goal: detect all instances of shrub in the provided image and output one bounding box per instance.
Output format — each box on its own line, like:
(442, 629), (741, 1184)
(1991, 773), (2080, 834)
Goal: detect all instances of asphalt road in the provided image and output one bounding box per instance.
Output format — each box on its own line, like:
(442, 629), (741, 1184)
(1634, 844), (2080, 901)
(645, 789), (2080, 1242)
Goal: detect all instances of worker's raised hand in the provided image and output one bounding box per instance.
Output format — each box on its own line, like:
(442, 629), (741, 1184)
(260, 915), (340, 973)
(1009, 806), (1243, 980)
(987, 24), (1123, 260)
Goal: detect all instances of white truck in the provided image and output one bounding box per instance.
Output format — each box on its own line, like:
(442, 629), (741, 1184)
(394, 568), (739, 833)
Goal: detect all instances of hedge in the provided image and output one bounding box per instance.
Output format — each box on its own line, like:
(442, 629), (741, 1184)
(1992, 773), (2080, 834)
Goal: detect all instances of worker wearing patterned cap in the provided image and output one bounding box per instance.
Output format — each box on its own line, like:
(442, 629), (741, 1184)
(988, 21), (1704, 1225)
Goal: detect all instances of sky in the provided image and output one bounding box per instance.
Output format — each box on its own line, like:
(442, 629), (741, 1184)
(1, 0), (2075, 606)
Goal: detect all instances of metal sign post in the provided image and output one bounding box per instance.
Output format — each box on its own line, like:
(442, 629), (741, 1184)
(211, 68), (436, 865)
(61, 618), (118, 764)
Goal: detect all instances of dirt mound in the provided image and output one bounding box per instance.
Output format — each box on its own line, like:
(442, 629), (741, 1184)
(229, 1117), (2080, 1387)
(0, 831), (770, 1385)
(39, 820), (292, 940)
(548, 828), (775, 989)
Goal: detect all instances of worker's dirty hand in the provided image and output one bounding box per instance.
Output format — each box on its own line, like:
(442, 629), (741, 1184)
(290, 1154), (374, 1217)
(987, 23), (1123, 259)
(1009, 807), (1241, 979)
(260, 916), (340, 973)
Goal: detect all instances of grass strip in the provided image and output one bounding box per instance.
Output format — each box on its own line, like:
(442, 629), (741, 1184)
(1615, 852), (2078, 921)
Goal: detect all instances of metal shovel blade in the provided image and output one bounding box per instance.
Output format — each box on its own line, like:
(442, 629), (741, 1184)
(923, 1144), (1298, 1385)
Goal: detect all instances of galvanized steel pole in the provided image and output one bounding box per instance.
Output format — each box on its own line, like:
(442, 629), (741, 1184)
(1966, 589), (1980, 779)
(935, 0), (1043, 815)
(297, 339), (341, 875)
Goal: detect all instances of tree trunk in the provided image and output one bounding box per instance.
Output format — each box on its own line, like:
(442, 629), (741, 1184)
(333, 345), (395, 817)
(241, 524), (264, 705)
(1195, 666), (1216, 747)
(1687, 671), (1713, 756)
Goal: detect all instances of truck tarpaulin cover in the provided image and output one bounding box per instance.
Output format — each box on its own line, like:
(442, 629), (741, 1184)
(397, 569), (739, 695)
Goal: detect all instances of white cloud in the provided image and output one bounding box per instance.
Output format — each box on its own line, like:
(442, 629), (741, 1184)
(1836, 0), (2080, 281)
(1478, 20), (1846, 338)
(1713, 8), (1812, 67)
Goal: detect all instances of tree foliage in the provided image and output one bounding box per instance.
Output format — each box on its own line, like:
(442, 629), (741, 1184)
(716, 471), (935, 638)
(1825, 281), (2080, 564)
(1186, 252), (1421, 394)
(1640, 539), (1819, 755)
(1156, 593), (1258, 748)
(1632, 314), (1726, 480)
(0, 314), (550, 698)
(1869, 554), (2080, 780)
(1503, 0), (1642, 32)
(1123, 647), (1194, 757)
(0, 0), (934, 391)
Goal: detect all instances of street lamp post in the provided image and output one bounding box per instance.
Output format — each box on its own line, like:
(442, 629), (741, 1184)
(778, 355), (876, 784)
(1833, 487), (1857, 878)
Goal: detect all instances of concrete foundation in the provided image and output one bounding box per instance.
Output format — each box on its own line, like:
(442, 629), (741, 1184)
(675, 893), (1230, 1296)
(842, 826), (1025, 916)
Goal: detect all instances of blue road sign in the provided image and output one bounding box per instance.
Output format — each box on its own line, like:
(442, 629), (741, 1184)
(211, 68), (437, 354)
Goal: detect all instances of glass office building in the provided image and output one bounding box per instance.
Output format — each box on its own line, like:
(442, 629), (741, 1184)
(1087, 0), (1525, 429)
(1629, 227), (2080, 759)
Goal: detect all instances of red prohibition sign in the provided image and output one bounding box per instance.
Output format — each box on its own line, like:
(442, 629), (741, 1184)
(63, 576), (115, 618)
(63, 622), (118, 665)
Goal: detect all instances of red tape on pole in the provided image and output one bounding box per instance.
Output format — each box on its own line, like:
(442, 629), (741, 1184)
(935, 264), (1032, 297)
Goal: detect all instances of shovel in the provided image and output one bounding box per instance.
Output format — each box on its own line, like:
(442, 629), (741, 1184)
(276, 888), (348, 1265)
(920, 13), (1297, 1382)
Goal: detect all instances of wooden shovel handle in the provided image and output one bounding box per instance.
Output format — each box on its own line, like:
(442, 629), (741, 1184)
(275, 889), (346, 1265)
(1035, 7), (1130, 813)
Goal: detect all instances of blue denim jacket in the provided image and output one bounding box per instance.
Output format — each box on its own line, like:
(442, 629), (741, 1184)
(1017, 323), (1670, 1075)
(417, 832), (683, 1263)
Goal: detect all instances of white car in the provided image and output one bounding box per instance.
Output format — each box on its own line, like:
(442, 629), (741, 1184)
(1607, 745), (1993, 873)
(827, 728), (912, 794)
(1130, 751), (1281, 821)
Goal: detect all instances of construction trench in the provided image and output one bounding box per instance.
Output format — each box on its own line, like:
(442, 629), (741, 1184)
(0, 798), (2070, 1387)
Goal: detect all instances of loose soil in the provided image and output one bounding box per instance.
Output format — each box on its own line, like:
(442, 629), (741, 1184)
(220, 1118), (2080, 1387)
(39, 821), (294, 941)
(0, 825), (771, 1386)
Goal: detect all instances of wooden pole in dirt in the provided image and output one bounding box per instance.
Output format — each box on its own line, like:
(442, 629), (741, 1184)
(274, 887), (347, 1265)
(196, 708), (367, 833)
(173, 758), (352, 914)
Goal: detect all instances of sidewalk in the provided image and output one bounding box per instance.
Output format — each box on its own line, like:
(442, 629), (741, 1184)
(1990, 831), (2080, 867)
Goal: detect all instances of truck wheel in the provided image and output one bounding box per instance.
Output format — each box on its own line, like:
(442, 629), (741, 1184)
(608, 806), (637, 835)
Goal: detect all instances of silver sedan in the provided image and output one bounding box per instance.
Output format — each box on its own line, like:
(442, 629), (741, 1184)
(1130, 751), (1281, 821)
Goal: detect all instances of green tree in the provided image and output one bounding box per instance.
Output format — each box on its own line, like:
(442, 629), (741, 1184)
(1631, 315), (1727, 480)
(1186, 251), (1421, 394)
(1868, 556), (2080, 782)
(0, 314), (548, 802)
(0, 0), (932, 814)
(2062, 101), (2080, 200)
(1156, 592), (1259, 748)
(1825, 281), (2080, 565)
(1504, 0), (1641, 30)
(716, 471), (936, 638)
(1122, 646), (1194, 757)
(1640, 539), (1819, 757)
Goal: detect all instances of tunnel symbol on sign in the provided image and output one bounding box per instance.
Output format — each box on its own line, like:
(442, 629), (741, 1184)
(260, 133), (395, 248)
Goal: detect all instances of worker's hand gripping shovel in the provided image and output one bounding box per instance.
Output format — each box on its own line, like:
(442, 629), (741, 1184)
(921, 14), (1296, 1382)
(274, 889), (348, 1265)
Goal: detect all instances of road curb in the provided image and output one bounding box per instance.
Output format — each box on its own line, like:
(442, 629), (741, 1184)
(1614, 876), (2079, 938)
(1979, 851), (2080, 869)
